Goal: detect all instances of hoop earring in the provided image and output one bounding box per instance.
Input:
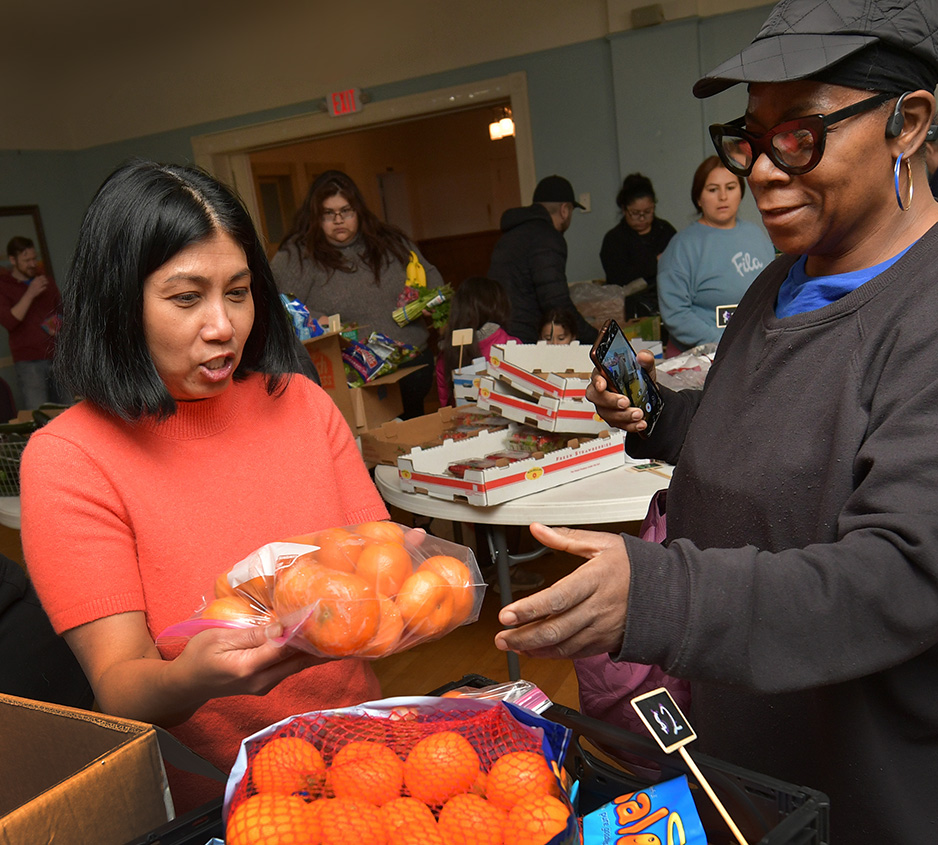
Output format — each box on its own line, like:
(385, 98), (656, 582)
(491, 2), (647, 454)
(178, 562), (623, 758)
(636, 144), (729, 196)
(894, 152), (914, 211)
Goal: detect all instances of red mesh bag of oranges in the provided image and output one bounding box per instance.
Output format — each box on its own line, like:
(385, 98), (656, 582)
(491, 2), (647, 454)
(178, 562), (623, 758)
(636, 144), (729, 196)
(156, 521), (486, 659)
(224, 696), (578, 845)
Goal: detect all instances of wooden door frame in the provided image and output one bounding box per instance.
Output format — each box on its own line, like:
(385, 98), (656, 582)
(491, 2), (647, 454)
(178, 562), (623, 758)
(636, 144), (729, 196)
(190, 72), (535, 233)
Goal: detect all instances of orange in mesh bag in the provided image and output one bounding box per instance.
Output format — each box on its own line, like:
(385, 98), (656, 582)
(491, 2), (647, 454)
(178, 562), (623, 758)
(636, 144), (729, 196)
(156, 522), (485, 659)
(224, 697), (579, 845)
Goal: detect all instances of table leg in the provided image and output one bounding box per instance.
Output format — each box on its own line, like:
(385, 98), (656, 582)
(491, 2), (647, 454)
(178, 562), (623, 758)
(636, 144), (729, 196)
(489, 524), (521, 682)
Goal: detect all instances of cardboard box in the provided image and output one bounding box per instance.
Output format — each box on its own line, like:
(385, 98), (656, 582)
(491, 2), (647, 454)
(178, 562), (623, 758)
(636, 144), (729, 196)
(477, 376), (609, 435)
(487, 341), (592, 401)
(360, 405), (511, 466)
(303, 332), (425, 433)
(0, 694), (171, 845)
(452, 356), (487, 405)
(397, 426), (625, 506)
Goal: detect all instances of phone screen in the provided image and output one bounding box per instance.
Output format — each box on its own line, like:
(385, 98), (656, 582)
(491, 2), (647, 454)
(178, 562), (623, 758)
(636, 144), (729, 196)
(590, 319), (664, 433)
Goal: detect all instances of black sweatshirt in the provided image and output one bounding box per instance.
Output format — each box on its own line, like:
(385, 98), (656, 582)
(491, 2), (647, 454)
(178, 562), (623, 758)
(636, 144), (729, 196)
(623, 222), (938, 844)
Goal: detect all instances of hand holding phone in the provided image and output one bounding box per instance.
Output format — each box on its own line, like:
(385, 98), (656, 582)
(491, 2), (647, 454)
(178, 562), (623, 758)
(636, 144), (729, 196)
(589, 319), (664, 435)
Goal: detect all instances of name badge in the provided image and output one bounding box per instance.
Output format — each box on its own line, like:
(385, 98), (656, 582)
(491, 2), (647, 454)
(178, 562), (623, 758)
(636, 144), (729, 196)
(715, 304), (738, 328)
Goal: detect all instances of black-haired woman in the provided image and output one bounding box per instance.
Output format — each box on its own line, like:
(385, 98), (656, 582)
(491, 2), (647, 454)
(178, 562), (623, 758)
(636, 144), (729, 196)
(496, 0), (938, 839)
(271, 170), (444, 418)
(600, 173), (676, 318)
(21, 161), (388, 813)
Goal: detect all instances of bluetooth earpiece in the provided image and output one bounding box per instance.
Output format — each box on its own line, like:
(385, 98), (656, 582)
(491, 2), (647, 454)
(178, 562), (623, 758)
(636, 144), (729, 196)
(886, 92), (912, 138)
(926, 123), (938, 143)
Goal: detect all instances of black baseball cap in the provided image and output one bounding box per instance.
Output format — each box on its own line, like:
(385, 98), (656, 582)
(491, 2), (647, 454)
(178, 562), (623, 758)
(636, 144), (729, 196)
(533, 175), (585, 209)
(693, 0), (938, 99)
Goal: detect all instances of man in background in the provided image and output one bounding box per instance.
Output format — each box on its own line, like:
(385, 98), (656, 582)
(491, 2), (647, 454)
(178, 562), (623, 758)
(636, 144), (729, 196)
(0, 237), (67, 411)
(488, 175), (598, 344)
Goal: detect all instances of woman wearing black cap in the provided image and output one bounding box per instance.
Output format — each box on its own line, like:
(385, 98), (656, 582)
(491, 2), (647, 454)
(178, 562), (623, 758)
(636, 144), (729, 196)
(495, 0), (938, 840)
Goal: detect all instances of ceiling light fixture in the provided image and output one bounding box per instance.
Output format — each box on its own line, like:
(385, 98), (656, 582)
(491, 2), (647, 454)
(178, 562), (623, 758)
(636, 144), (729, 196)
(489, 106), (515, 141)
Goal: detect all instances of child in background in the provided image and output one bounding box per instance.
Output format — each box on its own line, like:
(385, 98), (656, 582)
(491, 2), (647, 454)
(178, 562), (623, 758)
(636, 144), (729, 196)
(539, 308), (577, 344)
(436, 276), (518, 407)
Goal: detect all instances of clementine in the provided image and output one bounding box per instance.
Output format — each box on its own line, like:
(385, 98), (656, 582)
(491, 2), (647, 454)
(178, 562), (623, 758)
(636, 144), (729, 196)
(404, 730), (481, 807)
(273, 562), (380, 656)
(356, 541), (413, 596)
(380, 796), (437, 838)
(201, 595), (270, 626)
(503, 794), (570, 845)
(394, 569), (455, 638)
(355, 521), (406, 544)
(327, 741), (404, 806)
(215, 570), (276, 608)
(485, 752), (560, 813)
(360, 596), (405, 658)
(317, 797), (388, 845)
(226, 792), (319, 845)
(251, 736), (326, 797)
(420, 555), (476, 626)
(438, 792), (507, 845)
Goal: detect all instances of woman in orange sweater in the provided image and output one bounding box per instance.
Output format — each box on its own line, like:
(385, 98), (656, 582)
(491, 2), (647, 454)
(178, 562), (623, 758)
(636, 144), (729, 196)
(20, 161), (389, 813)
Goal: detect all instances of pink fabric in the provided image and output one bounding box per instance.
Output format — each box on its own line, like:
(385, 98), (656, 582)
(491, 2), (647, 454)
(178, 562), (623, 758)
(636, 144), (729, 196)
(21, 374), (388, 812)
(574, 491), (691, 745)
(435, 325), (519, 406)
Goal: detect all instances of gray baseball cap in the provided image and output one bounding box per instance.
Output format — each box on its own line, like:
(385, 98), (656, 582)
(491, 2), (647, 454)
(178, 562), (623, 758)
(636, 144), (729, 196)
(694, 0), (938, 99)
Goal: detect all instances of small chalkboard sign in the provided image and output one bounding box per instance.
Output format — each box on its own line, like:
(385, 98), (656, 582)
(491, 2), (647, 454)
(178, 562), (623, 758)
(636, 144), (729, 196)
(630, 687), (749, 845)
(631, 687), (696, 753)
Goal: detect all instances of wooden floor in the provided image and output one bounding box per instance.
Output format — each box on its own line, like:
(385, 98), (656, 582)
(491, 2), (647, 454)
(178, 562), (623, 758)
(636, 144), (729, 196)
(373, 504), (642, 709)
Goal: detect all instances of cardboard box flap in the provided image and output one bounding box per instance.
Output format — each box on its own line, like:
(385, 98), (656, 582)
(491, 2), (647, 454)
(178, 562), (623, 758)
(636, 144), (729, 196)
(0, 698), (150, 814)
(0, 694), (170, 845)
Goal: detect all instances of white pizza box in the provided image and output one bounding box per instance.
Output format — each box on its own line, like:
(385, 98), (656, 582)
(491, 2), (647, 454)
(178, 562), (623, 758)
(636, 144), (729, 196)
(487, 339), (663, 403)
(476, 375), (608, 435)
(452, 357), (487, 406)
(397, 426), (625, 506)
(487, 341), (593, 401)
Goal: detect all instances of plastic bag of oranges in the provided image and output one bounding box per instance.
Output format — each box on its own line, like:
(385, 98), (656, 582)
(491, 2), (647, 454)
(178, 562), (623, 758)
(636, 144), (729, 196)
(224, 695), (579, 845)
(156, 521), (486, 660)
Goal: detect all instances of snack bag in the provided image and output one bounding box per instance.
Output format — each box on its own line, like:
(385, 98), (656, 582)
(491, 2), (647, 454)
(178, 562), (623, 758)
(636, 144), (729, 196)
(224, 696), (578, 845)
(581, 776), (706, 845)
(279, 293), (322, 341)
(156, 522), (486, 660)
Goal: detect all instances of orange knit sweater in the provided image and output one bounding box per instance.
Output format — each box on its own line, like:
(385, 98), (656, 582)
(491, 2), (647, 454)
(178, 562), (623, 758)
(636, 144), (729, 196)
(21, 373), (387, 813)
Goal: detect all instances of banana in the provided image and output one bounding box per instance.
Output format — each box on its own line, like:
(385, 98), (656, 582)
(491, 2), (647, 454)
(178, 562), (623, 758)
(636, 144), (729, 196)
(405, 250), (427, 288)
(406, 251), (419, 286)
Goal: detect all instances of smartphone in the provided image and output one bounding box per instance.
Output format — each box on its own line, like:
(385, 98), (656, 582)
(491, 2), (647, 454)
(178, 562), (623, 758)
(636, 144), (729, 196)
(590, 318), (664, 435)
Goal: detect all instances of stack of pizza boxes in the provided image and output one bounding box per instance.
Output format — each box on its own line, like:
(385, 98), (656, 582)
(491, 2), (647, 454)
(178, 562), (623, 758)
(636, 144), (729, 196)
(397, 342), (636, 506)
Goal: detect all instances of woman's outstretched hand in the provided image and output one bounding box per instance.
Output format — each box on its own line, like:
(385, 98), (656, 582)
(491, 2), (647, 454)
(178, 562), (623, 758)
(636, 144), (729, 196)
(586, 349), (658, 434)
(494, 522), (631, 660)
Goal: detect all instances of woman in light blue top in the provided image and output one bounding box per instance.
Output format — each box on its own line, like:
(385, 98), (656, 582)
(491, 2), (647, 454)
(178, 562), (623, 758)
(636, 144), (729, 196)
(657, 156), (774, 355)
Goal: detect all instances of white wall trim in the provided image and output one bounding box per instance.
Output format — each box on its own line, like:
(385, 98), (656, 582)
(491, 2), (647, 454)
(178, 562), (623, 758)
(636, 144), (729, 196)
(191, 72), (536, 226)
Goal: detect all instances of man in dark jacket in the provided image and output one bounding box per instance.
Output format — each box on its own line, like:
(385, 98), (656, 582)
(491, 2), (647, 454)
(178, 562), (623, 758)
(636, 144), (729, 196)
(488, 175), (598, 344)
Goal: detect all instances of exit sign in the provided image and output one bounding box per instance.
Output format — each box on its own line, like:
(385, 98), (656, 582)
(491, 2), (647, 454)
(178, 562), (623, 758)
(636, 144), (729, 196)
(328, 88), (362, 117)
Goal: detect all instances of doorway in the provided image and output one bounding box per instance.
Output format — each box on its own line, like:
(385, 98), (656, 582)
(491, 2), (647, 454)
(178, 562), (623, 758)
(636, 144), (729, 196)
(247, 102), (521, 283)
(191, 72), (534, 285)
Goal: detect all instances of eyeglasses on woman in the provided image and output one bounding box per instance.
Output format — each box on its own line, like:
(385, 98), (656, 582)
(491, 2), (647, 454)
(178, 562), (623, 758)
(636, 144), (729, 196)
(709, 92), (891, 177)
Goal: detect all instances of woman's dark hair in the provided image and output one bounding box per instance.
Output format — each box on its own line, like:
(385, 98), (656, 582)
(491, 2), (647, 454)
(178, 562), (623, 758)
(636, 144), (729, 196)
(616, 173), (656, 210)
(279, 169), (411, 284)
(691, 155), (745, 213)
(55, 159), (307, 421)
(440, 276), (512, 400)
(540, 308), (577, 339)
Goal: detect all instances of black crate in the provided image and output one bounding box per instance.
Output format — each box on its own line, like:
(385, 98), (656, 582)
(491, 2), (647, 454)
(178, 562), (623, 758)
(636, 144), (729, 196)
(431, 675), (830, 845)
(124, 798), (223, 845)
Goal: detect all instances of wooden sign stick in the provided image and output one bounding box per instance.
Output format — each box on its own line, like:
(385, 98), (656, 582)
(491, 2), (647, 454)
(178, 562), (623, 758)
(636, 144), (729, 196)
(677, 746), (748, 845)
(631, 687), (749, 845)
(451, 328), (474, 371)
